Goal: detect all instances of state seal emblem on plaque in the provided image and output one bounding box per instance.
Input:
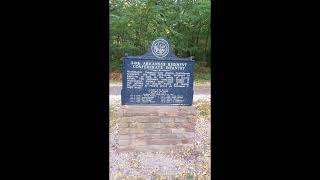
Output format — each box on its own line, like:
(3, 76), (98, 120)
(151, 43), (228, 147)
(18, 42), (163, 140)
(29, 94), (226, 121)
(151, 38), (170, 58)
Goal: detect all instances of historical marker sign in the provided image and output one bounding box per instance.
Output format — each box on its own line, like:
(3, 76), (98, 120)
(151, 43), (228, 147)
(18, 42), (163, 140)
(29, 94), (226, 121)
(121, 38), (194, 105)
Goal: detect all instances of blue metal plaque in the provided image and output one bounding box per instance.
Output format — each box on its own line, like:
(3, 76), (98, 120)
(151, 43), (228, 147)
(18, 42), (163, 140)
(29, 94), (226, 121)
(121, 38), (194, 106)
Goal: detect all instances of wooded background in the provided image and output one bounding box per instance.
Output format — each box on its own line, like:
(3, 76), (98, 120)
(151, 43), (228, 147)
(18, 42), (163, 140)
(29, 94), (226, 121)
(110, 0), (211, 80)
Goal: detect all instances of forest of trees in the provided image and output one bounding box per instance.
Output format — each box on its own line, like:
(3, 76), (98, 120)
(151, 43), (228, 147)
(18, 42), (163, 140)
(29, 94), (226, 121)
(110, 0), (211, 75)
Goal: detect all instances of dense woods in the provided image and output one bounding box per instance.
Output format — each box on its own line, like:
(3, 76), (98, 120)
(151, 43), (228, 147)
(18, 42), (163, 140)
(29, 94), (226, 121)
(110, 0), (211, 77)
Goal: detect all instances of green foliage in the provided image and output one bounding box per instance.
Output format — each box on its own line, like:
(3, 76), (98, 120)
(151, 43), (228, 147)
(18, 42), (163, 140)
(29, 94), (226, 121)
(110, 0), (211, 71)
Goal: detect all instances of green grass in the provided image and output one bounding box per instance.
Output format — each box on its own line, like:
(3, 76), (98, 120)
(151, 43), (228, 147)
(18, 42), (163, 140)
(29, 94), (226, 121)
(109, 79), (121, 84)
(194, 72), (211, 82)
(194, 61), (211, 82)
